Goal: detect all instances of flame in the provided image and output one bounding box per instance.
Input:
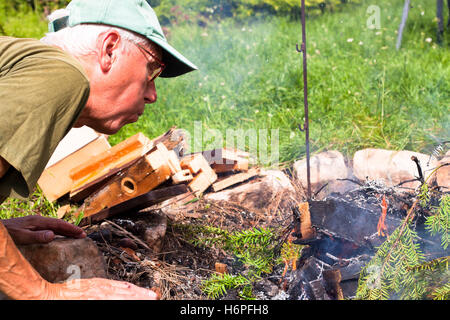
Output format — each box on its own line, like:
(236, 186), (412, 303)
(377, 195), (388, 237)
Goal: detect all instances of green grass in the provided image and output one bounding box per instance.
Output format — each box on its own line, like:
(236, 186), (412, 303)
(112, 0), (449, 164)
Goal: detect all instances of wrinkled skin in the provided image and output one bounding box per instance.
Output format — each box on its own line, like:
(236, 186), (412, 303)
(46, 278), (159, 300)
(0, 221), (159, 300)
(2, 215), (86, 245)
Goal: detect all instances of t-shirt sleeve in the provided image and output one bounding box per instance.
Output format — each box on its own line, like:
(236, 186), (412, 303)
(0, 57), (90, 199)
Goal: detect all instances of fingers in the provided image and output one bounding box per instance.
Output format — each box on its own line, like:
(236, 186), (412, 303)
(2, 216), (86, 245)
(7, 229), (55, 245)
(28, 216), (86, 239)
(59, 278), (159, 300)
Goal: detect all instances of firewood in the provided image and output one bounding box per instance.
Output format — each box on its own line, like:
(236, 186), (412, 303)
(150, 126), (189, 156)
(211, 167), (259, 192)
(180, 153), (217, 195)
(172, 169), (193, 184)
(308, 199), (403, 246)
(69, 132), (153, 199)
(322, 269), (344, 300)
(76, 156), (172, 217)
(38, 136), (111, 202)
(297, 202), (316, 240)
(77, 184), (188, 227)
(199, 148), (250, 173)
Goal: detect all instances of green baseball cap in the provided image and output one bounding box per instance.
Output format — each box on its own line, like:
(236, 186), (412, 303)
(49, 0), (198, 78)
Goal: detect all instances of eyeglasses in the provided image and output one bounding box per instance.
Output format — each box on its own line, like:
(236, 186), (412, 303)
(134, 42), (165, 82)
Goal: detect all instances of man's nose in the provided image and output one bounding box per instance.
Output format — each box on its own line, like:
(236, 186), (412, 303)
(144, 81), (157, 104)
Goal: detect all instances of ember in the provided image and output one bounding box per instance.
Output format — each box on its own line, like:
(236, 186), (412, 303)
(377, 195), (388, 237)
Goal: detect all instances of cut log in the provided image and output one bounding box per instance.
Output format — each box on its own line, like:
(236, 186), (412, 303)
(212, 167), (259, 192)
(151, 127), (189, 156)
(322, 269), (344, 300)
(76, 155), (172, 217)
(180, 153), (218, 195)
(38, 136), (111, 202)
(78, 185), (188, 226)
(199, 148), (250, 173)
(69, 132), (152, 199)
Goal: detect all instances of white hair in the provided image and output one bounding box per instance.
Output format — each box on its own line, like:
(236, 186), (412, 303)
(40, 9), (153, 57)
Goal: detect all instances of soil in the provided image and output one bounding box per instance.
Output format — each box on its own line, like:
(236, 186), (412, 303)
(84, 197), (295, 300)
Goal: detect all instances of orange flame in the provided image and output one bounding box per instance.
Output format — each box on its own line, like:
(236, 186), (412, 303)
(377, 195), (388, 237)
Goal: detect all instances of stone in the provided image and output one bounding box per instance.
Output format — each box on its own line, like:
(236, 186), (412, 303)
(436, 150), (449, 191)
(17, 237), (107, 283)
(139, 211), (167, 253)
(293, 150), (353, 198)
(204, 169), (295, 215)
(352, 148), (439, 190)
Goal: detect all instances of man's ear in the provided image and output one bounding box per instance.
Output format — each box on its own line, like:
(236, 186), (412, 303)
(98, 30), (121, 73)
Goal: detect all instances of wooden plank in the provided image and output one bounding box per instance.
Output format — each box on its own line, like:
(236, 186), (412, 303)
(76, 157), (172, 217)
(199, 148), (250, 173)
(212, 167), (259, 192)
(180, 153), (217, 195)
(180, 153), (205, 174)
(37, 136), (111, 202)
(78, 185), (188, 226)
(151, 126), (189, 156)
(172, 169), (193, 184)
(69, 132), (152, 199)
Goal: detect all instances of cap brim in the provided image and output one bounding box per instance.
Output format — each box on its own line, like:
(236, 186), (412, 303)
(148, 36), (198, 78)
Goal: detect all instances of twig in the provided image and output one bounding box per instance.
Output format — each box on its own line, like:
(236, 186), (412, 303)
(336, 178), (364, 186)
(104, 219), (151, 251)
(313, 182), (329, 197)
(411, 156), (424, 184)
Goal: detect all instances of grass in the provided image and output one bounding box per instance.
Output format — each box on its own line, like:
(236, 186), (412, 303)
(110, 0), (449, 164)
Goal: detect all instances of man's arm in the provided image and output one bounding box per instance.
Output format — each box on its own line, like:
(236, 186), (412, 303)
(0, 221), (158, 299)
(0, 221), (50, 299)
(0, 155), (87, 245)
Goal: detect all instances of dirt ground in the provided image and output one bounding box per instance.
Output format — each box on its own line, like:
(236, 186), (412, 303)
(84, 197), (296, 300)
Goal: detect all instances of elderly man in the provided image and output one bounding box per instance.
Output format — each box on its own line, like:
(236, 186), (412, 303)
(0, 0), (197, 299)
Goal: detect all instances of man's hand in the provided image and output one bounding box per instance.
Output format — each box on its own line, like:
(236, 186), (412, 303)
(46, 278), (160, 300)
(1, 215), (86, 245)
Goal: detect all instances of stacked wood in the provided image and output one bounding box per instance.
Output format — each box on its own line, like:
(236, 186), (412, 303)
(180, 153), (218, 196)
(200, 148), (250, 173)
(37, 136), (111, 202)
(69, 132), (153, 201)
(38, 129), (260, 225)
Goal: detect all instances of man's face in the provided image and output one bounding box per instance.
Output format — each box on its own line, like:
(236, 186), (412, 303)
(75, 33), (162, 134)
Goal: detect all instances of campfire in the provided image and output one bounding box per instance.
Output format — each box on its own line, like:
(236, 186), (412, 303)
(34, 127), (449, 300)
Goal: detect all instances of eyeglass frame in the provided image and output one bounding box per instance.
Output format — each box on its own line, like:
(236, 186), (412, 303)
(133, 41), (165, 83)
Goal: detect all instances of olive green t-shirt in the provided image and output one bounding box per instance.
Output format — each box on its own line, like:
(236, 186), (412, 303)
(0, 36), (90, 200)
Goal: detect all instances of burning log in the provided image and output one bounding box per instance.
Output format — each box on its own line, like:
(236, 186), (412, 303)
(305, 198), (404, 247)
